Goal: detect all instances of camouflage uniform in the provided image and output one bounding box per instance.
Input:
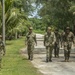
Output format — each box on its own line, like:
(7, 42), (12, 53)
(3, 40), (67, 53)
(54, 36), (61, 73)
(0, 35), (5, 68)
(63, 27), (75, 62)
(60, 31), (64, 48)
(44, 27), (56, 62)
(26, 27), (37, 60)
(54, 29), (60, 57)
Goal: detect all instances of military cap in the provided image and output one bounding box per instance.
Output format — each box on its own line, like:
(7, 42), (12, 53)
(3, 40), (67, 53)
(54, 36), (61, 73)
(66, 27), (70, 30)
(47, 27), (51, 30)
(29, 27), (33, 30)
(0, 35), (2, 38)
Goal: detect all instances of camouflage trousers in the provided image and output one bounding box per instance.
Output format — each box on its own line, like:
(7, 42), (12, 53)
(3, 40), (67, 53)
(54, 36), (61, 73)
(0, 52), (2, 68)
(54, 43), (60, 57)
(46, 46), (53, 62)
(27, 45), (34, 60)
(64, 43), (72, 61)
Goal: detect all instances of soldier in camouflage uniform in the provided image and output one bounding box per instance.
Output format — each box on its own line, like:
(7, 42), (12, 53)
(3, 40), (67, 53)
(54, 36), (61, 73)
(60, 31), (64, 48)
(26, 27), (37, 60)
(54, 29), (61, 58)
(44, 27), (56, 62)
(0, 35), (5, 68)
(63, 27), (75, 62)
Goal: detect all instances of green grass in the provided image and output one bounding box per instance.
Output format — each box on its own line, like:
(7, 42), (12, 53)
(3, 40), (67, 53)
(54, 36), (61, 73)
(0, 37), (42, 75)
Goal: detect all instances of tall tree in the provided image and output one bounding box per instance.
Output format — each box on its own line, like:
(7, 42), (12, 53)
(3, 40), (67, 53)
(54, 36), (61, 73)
(35, 0), (75, 30)
(0, 0), (33, 39)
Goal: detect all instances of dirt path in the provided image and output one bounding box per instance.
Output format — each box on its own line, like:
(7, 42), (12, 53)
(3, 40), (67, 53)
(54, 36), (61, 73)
(21, 34), (75, 75)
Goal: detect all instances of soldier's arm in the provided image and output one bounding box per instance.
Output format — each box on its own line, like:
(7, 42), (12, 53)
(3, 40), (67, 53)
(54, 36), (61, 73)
(34, 34), (37, 45)
(44, 34), (46, 46)
(59, 33), (61, 41)
(53, 33), (56, 45)
(59, 33), (63, 47)
(62, 32), (65, 43)
(72, 33), (75, 44)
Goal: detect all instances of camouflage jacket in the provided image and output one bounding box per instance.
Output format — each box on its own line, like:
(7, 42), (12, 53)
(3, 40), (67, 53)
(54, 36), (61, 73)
(44, 32), (56, 46)
(63, 32), (74, 43)
(54, 32), (61, 44)
(26, 32), (37, 45)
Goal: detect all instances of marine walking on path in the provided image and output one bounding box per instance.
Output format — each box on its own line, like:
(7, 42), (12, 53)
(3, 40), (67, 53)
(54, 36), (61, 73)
(54, 29), (61, 58)
(62, 27), (75, 62)
(44, 27), (56, 62)
(26, 27), (37, 60)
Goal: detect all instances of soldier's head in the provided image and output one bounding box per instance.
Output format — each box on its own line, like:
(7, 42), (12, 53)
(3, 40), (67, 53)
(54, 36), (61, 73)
(0, 35), (2, 40)
(66, 27), (70, 34)
(47, 27), (51, 33)
(29, 27), (33, 33)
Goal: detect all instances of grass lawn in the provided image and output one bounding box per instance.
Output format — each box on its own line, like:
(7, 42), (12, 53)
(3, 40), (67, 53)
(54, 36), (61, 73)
(0, 37), (42, 75)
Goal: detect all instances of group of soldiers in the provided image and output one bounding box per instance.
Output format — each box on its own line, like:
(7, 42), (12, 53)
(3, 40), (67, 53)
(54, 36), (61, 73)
(0, 26), (74, 69)
(26, 26), (75, 62)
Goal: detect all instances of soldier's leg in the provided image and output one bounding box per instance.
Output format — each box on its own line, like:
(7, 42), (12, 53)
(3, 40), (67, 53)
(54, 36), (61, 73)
(30, 45), (34, 60)
(57, 45), (59, 57)
(54, 45), (57, 57)
(67, 47), (71, 61)
(49, 46), (53, 62)
(46, 46), (49, 62)
(64, 46), (68, 61)
(67, 45), (71, 61)
(67, 50), (70, 61)
(64, 50), (68, 61)
(27, 45), (31, 60)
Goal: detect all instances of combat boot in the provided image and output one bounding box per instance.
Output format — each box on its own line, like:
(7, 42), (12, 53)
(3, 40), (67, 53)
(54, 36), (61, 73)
(64, 58), (67, 62)
(28, 56), (30, 60)
(49, 58), (52, 62)
(49, 60), (52, 62)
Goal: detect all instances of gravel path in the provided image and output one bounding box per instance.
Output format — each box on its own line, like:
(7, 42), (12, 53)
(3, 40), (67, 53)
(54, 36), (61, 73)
(21, 34), (75, 75)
